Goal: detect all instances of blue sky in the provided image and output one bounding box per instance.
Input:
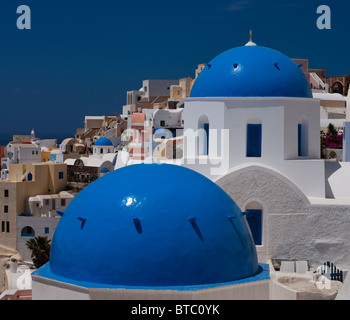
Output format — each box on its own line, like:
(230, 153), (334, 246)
(0, 0), (348, 141)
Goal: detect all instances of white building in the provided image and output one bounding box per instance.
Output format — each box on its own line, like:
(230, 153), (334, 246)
(64, 137), (116, 176)
(1, 143), (41, 180)
(312, 92), (347, 129)
(117, 41), (350, 271)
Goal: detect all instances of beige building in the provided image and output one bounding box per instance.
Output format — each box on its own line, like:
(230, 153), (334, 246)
(0, 162), (67, 251)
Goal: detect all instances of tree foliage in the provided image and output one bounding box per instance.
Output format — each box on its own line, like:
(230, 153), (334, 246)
(26, 236), (51, 268)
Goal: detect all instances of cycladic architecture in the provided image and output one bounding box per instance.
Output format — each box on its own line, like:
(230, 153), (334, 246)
(179, 37), (350, 269)
(115, 36), (350, 270)
(31, 35), (350, 299)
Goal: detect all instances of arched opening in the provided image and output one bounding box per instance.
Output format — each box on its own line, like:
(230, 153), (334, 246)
(244, 201), (263, 246)
(27, 173), (33, 181)
(21, 226), (35, 237)
(74, 159), (84, 166)
(198, 115), (209, 156)
(332, 81), (343, 95)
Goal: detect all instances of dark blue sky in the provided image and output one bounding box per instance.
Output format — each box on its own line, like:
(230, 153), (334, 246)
(0, 0), (348, 141)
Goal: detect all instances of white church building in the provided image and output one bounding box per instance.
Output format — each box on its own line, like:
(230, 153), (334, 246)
(117, 39), (350, 270)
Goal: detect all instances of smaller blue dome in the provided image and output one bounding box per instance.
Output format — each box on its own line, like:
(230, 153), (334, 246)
(100, 168), (109, 173)
(190, 46), (312, 99)
(94, 137), (113, 146)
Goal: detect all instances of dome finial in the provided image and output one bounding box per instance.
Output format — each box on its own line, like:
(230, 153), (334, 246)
(245, 29), (257, 46)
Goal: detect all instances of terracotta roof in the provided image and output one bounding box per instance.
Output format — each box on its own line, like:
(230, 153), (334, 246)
(131, 113), (146, 124)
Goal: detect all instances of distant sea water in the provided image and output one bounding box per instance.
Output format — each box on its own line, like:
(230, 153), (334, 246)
(0, 139), (10, 146)
(0, 136), (68, 146)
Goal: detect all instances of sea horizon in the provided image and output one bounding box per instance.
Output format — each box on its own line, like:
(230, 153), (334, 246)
(0, 136), (68, 146)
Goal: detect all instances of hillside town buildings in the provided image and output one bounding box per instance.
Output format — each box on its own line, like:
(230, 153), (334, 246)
(1, 34), (350, 300)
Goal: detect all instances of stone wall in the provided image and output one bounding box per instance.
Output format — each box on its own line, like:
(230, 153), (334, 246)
(216, 165), (350, 269)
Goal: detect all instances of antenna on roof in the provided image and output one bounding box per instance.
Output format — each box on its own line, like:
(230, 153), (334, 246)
(245, 29), (257, 46)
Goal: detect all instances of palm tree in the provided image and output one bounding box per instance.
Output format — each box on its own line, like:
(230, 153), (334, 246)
(26, 236), (51, 268)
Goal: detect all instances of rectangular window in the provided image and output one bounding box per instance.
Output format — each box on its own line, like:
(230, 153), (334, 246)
(245, 210), (262, 245)
(204, 123), (209, 156)
(298, 124), (302, 156)
(246, 124), (262, 157)
(45, 199), (49, 206)
(160, 120), (165, 127)
(1, 221), (4, 232)
(4, 190), (8, 197)
(58, 171), (64, 179)
(4, 206), (8, 213)
(6, 221), (9, 233)
(61, 199), (66, 206)
(45, 227), (49, 234)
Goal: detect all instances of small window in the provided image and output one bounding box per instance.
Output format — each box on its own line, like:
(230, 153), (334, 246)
(247, 124), (262, 157)
(32, 151), (35, 155)
(6, 221), (9, 233)
(36, 151), (38, 155)
(100, 148), (103, 154)
(4, 190), (8, 197)
(61, 199), (66, 206)
(4, 205), (8, 213)
(27, 173), (33, 181)
(160, 120), (165, 127)
(245, 209), (262, 245)
(45, 227), (49, 234)
(1, 221), (4, 232)
(45, 199), (49, 206)
(204, 123), (209, 156)
(298, 124), (302, 157)
(58, 172), (64, 179)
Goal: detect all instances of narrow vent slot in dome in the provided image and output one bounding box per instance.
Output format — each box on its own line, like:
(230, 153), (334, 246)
(189, 218), (204, 242)
(77, 217), (87, 230)
(133, 218), (143, 234)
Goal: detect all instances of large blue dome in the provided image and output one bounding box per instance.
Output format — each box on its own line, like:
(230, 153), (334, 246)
(47, 163), (259, 287)
(190, 46), (312, 99)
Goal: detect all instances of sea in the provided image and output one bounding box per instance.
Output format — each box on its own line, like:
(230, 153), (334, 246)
(0, 136), (67, 146)
(0, 138), (11, 146)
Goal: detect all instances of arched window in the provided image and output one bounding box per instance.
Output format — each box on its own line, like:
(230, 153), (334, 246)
(244, 201), (263, 246)
(332, 81), (343, 95)
(27, 173), (33, 181)
(21, 226), (35, 237)
(198, 115), (209, 156)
